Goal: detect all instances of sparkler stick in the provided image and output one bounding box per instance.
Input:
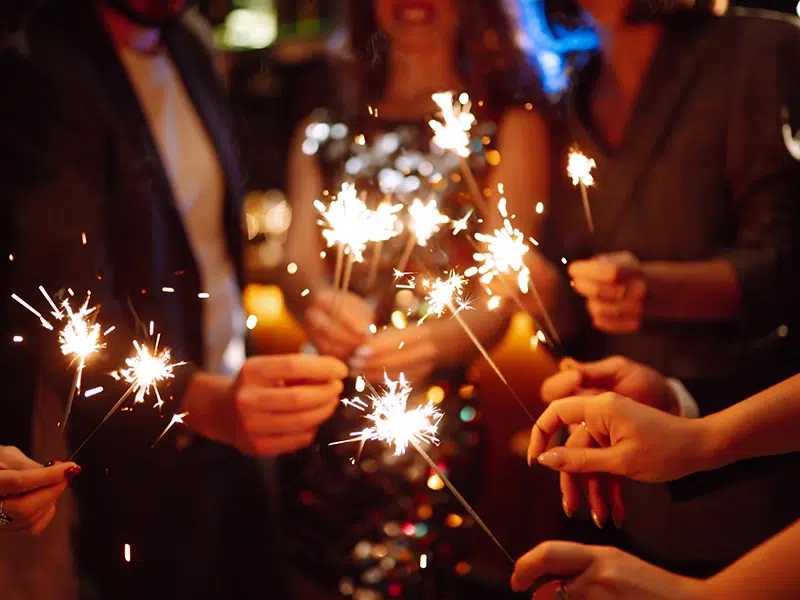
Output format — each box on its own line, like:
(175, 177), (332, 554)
(396, 197), (449, 273)
(151, 412), (189, 448)
(69, 383), (135, 460)
(429, 91), (490, 217)
(409, 438), (513, 564)
(335, 374), (514, 563)
(333, 243), (345, 290)
(365, 195), (398, 291)
(567, 149), (596, 233)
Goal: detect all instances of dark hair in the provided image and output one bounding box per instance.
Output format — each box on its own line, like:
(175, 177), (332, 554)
(331, 0), (542, 118)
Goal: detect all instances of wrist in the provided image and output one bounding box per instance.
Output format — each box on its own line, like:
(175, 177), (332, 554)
(182, 372), (237, 446)
(686, 415), (726, 475)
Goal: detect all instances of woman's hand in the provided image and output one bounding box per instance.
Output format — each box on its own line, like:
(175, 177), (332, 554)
(304, 288), (376, 360)
(529, 392), (704, 483)
(511, 540), (705, 600)
(568, 252), (646, 334)
(349, 324), (439, 383)
(0, 447), (81, 535)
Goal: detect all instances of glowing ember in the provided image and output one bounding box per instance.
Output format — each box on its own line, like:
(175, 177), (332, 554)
(113, 337), (186, 409)
(407, 197), (449, 246)
(422, 271), (470, 321)
(567, 150), (596, 187)
(152, 412), (189, 447)
(473, 197), (531, 294)
(429, 91), (475, 158)
(333, 373), (442, 456)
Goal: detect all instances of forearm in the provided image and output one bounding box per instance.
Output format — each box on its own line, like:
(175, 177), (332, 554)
(642, 258), (740, 321)
(694, 373), (800, 472)
(702, 518), (800, 600)
(433, 304), (512, 369)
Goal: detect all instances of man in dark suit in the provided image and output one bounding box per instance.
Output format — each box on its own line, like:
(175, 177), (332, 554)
(0, 1), (346, 598)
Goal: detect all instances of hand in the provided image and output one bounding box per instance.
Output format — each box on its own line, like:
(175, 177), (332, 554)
(304, 288), (376, 360)
(187, 355), (347, 456)
(541, 356), (679, 414)
(348, 324), (439, 383)
(529, 392), (703, 483)
(0, 447), (81, 535)
(511, 540), (704, 600)
(568, 252), (646, 334)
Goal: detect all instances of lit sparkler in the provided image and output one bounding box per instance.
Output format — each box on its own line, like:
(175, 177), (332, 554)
(365, 196), (403, 291)
(567, 149), (596, 233)
(70, 331), (186, 459)
(334, 373), (513, 563)
(396, 197), (449, 272)
(429, 91), (489, 216)
(152, 412), (189, 448)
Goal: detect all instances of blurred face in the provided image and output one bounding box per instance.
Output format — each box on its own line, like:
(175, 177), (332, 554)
(374, 0), (459, 54)
(576, 0), (631, 28)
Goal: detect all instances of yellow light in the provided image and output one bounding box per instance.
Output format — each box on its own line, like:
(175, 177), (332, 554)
(487, 296), (502, 311)
(390, 311), (407, 329)
(301, 288), (310, 297)
(12, 335), (23, 343)
(536, 202), (544, 214)
(486, 150), (501, 166)
(427, 474), (445, 490)
(124, 544), (131, 563)
(420, 554), (428, 569)
(286, 262), (298, 274)
(426, 385), (446, 405)
(445, 513), (464, 528)
(355, 376), (366, 393)
(246, 314), (258, 330)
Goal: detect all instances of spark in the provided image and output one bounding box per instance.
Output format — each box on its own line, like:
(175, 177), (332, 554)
(114, 337), (186, 409)
(473, 197), (531, 294)
(429, 91), (475, 158)
(85, 386), (103, 398)
(451, 210), (473, 236)
(198, 292), (210, 299)
(152, 412), (189, 447)
(161, 287), (175, 293)
(407, 197), (449, 246)
(11, 293), (54, 330)
(332, 373), (442, 456)
(567, 149), (596, 187)
(124, 544), (131, 563)
(421, 271), (471, 322)
(12, 335), (23, 343)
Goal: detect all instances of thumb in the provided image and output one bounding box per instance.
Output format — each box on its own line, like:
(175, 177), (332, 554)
(512, 541), (598, 592)
(536, 445), (623, 475)
(571, 356), (631, 387)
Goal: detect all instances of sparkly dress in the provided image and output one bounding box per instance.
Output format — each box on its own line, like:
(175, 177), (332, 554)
(280, 106), (502, 599)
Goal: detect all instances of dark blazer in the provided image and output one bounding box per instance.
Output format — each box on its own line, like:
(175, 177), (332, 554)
(0, 2), (281, 598)
(544, 10), (800, 573)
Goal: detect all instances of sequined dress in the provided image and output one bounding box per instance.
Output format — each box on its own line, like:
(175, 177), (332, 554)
(280, 106), (501, 599)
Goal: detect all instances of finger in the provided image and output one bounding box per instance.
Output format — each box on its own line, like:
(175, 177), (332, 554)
(571, 278), (627, 302)
(586, 299), (641, 321)
(511, 541), (597, 592)
(355, 339), (435, 374)
(351, 327), (424, 360)
(243, 355), (348, 385)
(587, 474), (608, 529)
(591, 315), (641, 334)
(0, 446), (42, 470)
(239, 380), (344, 413)
(242, 396), (339, 436)
(609, 476), (625, 528)
(568, 260), (622, 284)
(561, 425), (594, 517)
(306, 307), (365, 349)
(312, 337), (353, 362)
(5, 482), (68, 523)
(0, 463), (78, 496)
(29, 505), (57, 536)
(249, 431), (318, 457)
(540, 369), (583, 404)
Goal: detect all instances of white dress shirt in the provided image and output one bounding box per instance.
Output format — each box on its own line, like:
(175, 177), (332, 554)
(119, 45), (246, 376)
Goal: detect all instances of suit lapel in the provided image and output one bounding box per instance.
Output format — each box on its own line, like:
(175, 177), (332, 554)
(567, 20), (715, 241)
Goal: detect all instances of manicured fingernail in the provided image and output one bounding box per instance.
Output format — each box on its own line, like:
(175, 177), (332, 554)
(354, 346), (372, 358)
(562, 497), (573, 518)
(591, 510), (605, 529)
(613, 513), (624, 529)
(65, 466), (82, 482)
(537, 450), (564, 468)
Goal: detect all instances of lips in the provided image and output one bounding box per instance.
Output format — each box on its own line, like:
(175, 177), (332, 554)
(392, 0), (436, 25)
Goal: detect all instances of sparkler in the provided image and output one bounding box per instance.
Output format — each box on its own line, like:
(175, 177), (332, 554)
(11, 289), (107, 430)
(365, 195), (403, 291)
(414, 271), (536, 422)
(70, 332), (186, 459)
(567, 149), (596, 233)
(472, 196), (563, 353)
(429, 92), (489, 217)
(396, 197), (449, 272)
(334, 373), (513, 563)
(152, 412), (189, 448)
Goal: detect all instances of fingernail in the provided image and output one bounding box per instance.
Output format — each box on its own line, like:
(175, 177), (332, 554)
(537, 450), (564, 468)
(591, 510), (605, 529)
(354, 346), (372, 358)
(65, 466), (82, 482)
(613, 513), (624, 529)
(527, 445), (533, 467)
(349, 358), (364, 370)
(562, 497), (573, 518)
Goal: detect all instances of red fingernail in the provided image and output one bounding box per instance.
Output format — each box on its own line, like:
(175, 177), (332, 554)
(65, 466), (82, 482)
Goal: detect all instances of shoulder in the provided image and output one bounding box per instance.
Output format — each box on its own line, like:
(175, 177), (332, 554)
(495, 105), (551, 146)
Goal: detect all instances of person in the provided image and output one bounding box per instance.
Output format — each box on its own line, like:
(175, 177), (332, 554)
(275, 0), (555, 593)
(511, 366), (800, 598)
(511, 0), (800, 576)
(0, 1), (346, 599)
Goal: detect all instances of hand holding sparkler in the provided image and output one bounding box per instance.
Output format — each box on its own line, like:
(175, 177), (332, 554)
(305, 287), (376, 360)
(567, 149), (597, 233)
(429, 91), (490, 216)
